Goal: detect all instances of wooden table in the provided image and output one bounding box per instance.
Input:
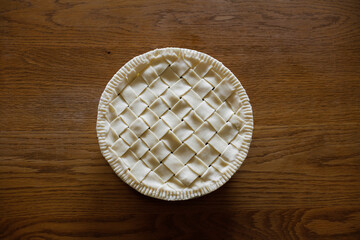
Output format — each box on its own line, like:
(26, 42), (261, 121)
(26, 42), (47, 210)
(1, 0), (359, 239)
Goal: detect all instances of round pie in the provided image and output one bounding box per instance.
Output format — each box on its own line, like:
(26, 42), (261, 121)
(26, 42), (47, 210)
(97, 48), (253, 200)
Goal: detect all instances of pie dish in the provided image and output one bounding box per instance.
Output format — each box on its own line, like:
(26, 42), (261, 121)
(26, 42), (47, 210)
(97, 48), (253, 200)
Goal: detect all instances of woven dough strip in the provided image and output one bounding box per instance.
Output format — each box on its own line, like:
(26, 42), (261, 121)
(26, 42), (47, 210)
(97, 48), (253, 200)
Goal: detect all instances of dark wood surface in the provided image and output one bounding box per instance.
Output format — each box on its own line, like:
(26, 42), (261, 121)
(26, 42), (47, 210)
(1, 0), (359, 239)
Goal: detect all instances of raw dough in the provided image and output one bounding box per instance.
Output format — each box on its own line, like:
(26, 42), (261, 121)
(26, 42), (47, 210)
(97, 48), (253, 200)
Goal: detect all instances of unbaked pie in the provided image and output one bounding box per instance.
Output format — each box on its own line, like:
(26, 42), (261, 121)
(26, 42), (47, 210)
(97, 48), (253, 200)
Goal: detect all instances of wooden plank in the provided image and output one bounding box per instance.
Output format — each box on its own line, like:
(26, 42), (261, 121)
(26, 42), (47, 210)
(1, 208), (359, 239)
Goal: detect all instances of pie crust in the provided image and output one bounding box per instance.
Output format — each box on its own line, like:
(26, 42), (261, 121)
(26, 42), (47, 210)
(97, 48), (253, 200)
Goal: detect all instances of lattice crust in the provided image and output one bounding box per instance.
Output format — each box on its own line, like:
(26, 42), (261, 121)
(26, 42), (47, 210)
(97, 48), (253, 201)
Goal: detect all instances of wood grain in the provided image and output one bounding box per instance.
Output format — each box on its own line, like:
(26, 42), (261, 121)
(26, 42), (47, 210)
(1, 0), (359, 239)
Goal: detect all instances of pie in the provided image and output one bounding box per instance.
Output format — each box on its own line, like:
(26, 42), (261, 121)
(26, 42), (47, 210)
(97, 48), (253, 200)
